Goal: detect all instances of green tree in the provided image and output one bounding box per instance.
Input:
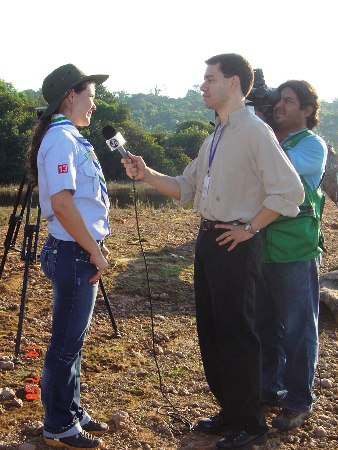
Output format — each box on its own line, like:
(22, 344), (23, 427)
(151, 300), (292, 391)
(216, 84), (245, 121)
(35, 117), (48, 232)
(0, 80), (36, 182)
(317, 99), (338, 150)
(1, 79), (335, 186)
(168, 120), (212, 159)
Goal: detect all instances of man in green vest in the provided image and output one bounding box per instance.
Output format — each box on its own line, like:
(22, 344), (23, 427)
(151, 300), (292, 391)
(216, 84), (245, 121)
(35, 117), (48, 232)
(256, 80), (328, 430)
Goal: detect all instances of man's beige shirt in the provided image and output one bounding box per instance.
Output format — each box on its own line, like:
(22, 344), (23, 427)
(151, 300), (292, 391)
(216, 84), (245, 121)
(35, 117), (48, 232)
(174, 107), (304, 222)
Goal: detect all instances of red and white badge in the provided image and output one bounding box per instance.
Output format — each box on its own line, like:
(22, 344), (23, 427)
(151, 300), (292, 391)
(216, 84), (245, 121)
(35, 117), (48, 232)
(58, 164), (68, 174)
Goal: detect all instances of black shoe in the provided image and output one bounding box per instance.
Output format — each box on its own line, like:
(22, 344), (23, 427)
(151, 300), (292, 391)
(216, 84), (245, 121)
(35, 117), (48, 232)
(264, 398), (280, 407)
(82, 419), (109, 435)
(262, 395), (280, 407)
(271, 408), (311, 430)
(194, 411), (230, 434)
(216, 430), (267, 449)
(44, 430), (102, 449)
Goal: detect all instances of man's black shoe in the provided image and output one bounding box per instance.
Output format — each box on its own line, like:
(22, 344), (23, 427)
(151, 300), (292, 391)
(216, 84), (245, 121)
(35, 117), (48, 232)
(262, 395), (280, 407)
(194, 411), (230, 434)
(263, 398), (280, 407)
(215, 430), (267, 449)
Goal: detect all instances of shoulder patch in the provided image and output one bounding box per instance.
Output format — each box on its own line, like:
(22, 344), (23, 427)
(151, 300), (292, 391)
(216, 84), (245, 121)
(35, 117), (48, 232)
(58, 164), (68, 174)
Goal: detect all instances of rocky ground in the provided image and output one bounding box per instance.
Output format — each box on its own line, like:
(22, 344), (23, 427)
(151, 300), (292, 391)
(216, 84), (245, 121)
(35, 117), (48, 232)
(0, 197), (337, 450)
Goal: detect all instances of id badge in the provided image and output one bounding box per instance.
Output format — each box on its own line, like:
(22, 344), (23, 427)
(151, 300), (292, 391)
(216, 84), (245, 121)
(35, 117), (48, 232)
(202, 175), (210, 198)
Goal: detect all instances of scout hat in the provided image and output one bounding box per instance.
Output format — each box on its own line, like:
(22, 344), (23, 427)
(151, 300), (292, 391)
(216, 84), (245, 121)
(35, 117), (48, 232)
(41, 63), (109, 118)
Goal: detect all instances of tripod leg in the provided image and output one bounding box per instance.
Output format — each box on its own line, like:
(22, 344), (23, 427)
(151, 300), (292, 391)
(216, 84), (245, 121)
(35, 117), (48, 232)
(14, 240), (33, 359)
(0, 246), (10, 280)
(99, 278), (120, 338)
(0, 177), (30, 279)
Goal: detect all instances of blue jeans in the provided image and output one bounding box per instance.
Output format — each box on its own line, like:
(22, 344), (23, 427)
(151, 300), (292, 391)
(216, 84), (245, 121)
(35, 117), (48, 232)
(40, 235), (98, 438)
(256, 258), (320, 412)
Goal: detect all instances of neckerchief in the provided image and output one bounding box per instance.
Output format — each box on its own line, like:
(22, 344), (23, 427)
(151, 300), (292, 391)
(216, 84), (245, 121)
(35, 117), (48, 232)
(48, 114), (110, 208)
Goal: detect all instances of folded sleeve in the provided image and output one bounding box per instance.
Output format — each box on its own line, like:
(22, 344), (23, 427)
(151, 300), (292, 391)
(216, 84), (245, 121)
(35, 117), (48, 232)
(42, 130), (78, 196)
(173, 158), (198, 207)
(253, 128), (305, 217)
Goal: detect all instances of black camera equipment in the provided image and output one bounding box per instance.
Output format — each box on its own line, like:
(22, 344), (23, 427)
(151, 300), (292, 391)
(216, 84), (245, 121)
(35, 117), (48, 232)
(25, 106), (47, 118)
(0, 173), (120, 360)
(246, 68), (280, 126)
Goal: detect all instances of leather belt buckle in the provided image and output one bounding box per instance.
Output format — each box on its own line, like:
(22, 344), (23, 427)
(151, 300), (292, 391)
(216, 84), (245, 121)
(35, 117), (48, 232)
(201, 218), (241, 231)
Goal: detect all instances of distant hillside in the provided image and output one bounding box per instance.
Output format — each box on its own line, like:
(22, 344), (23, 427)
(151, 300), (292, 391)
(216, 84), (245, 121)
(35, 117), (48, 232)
(115, 87), (214, 131)
(116, 89), (338, 149)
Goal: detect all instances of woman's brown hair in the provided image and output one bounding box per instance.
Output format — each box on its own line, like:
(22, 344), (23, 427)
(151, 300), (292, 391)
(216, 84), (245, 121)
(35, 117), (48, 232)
(26, 81), (90, 187)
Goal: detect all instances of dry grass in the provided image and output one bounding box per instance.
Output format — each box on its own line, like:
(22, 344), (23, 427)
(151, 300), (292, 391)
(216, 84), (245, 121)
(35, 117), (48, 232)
(0, 200), (337, 449)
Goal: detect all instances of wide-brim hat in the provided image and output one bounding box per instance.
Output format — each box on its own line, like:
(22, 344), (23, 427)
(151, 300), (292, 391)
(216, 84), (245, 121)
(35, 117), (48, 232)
(41, 63), (109, 118)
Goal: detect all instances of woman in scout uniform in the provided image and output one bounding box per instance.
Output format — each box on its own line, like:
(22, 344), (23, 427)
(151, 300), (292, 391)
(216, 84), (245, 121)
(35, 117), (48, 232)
(28, 64), (110, 449)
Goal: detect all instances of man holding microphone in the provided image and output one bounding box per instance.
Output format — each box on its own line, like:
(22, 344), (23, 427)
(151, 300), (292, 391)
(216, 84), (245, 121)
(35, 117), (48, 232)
(122, 53), (304, 449)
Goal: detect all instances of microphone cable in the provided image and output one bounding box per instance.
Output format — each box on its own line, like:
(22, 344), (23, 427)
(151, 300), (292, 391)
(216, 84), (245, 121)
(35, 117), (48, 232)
(129, 178), (193, 435)
(102, 125), (193, 433)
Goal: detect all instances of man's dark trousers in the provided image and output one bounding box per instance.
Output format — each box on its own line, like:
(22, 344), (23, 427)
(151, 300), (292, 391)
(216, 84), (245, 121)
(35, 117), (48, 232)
(194, 228), (268, 434)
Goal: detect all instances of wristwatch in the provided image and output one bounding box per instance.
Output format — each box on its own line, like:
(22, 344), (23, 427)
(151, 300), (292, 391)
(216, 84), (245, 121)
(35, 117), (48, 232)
(244, 222), (259, 235)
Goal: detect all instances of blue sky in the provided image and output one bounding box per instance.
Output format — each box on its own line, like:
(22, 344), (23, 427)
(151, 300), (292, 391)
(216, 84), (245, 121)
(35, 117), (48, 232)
(1, 0), (337, 101)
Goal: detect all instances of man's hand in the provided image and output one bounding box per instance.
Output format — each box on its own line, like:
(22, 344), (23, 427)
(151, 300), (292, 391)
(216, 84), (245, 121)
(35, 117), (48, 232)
(215, 224), (253, 251)
(214, 207), (280, 250)
(121, 152), (147, 181)
(122, 152), (181, 200)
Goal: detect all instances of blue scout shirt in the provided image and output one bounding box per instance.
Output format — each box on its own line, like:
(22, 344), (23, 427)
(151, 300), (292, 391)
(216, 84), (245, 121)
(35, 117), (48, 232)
(37, 127), (110, 241)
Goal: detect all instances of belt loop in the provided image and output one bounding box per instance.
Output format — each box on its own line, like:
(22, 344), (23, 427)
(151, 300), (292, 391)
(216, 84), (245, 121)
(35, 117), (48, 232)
(201, 219), (209, 231)
(48, 234), (59, 249)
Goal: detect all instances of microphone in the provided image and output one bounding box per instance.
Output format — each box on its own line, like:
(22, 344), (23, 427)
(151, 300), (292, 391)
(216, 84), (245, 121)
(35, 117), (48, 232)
(102, 125), (128, 158)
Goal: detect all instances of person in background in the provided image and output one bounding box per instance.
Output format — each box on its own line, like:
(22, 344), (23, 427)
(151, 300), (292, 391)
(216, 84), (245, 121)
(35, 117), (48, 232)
(28, 64), (110, 449)
(256, 80), (328, 431)
(121, 53), (304, 449)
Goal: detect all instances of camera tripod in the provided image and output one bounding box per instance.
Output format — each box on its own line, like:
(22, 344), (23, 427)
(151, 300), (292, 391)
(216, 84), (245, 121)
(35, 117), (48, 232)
(0, 174), (120, 359)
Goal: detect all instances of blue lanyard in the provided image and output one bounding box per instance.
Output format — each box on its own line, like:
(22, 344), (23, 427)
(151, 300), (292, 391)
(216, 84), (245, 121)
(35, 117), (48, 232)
(208, 124), (225, 171)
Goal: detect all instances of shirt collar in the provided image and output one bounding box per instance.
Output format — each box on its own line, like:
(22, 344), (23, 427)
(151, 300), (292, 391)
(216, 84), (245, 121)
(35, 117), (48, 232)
(215, 106), (249, 129)
(280, 128), (308, 146)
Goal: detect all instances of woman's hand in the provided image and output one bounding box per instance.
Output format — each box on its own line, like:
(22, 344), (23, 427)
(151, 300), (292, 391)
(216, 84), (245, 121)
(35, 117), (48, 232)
(101, 244), (110, 259)
(89, 250), (109, 284)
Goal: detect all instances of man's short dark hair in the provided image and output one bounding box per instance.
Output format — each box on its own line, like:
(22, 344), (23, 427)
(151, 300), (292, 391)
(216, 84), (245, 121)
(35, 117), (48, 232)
(277, 80), (320, 129)
(205, 53), (254, 97)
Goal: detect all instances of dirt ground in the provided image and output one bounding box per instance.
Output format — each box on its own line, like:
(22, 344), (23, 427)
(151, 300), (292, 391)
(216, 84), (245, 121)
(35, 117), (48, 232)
(0, 196), (337, 450)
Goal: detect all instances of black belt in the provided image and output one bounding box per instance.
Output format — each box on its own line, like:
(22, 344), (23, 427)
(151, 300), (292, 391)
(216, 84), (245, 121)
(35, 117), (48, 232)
(55, 238), (103, 249)
(200, 218), (242, 231)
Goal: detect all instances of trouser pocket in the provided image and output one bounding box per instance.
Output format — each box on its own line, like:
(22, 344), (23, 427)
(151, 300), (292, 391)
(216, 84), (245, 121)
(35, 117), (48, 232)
(40, 236), (59, 280)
